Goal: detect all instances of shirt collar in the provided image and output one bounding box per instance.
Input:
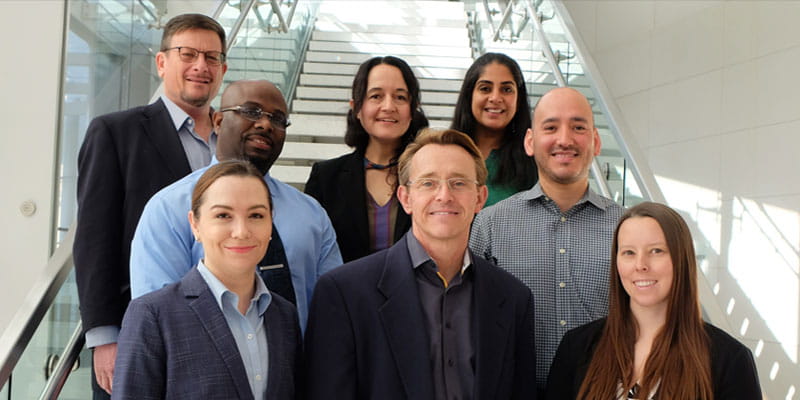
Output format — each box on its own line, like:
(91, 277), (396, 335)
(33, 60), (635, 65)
(196, 259), (271, 317)
(521, 182), (611, 211)
(160, 94), (192, 132)
(406, 232), (471, 275)
(208, 156), (273, 181)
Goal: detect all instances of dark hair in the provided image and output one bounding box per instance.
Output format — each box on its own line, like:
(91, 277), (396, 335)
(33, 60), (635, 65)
(344, 56), (429, 159)
(160, 13), (227, 54)
(578, 202), (713, 400)
(191, 160), (272, 217)
(450, 52), (536, 191)
(398, 128), (488, 187)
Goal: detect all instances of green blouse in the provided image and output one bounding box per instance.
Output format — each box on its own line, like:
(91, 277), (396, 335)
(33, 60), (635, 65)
(484, 150), (518, 207)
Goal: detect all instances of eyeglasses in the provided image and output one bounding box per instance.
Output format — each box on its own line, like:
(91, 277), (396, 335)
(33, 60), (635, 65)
(219, 105), (291, 130)
(164, 46), (226, 66)
(406, 177), (479, 192)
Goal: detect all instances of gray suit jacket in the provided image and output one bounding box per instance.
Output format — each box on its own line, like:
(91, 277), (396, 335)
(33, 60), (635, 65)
(112, 267), (302, 400)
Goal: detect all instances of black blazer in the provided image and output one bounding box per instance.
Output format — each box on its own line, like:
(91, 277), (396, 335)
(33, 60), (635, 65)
(545, 318), (762, 399)
(304, 234), (537, 400)
(305, 151), (411, 263)
(113, 267), (302, 399)
(74, 99), (192, 332)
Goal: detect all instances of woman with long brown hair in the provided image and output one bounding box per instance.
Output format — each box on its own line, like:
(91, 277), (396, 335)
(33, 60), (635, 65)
(545, 202), (760, 399)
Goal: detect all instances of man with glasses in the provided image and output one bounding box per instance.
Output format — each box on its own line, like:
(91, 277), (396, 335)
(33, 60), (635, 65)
(73, 13), (227, 398)
(129, 80), (343, 333)
(304, 128), (536, 400)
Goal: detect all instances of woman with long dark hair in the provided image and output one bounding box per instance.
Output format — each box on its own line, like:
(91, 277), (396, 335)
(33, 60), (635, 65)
(451, 52), (537, 206)
(305, 56), (428, 262)
(545, 202), (761, 399)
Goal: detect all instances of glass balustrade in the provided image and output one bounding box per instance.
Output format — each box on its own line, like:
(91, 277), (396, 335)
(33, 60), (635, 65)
(463, 0), (646, 207)
(2, 0), (320, 397)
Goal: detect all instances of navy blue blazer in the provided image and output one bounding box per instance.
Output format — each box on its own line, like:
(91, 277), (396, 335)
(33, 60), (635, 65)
(304, 234), (537, 400)
(74, 99), (192, 332)
(112, 267), (302, 400)
(305, 151), (412, 263)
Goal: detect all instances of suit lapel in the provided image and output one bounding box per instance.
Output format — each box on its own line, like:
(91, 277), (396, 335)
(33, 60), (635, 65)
(183, 269), (254, 400)
(264, 303), (286, 400)
(341, 153), (371, 250)
(142, 99), (191, 178)
(472, 256), (513, 399)
(377, 236), (435, 400)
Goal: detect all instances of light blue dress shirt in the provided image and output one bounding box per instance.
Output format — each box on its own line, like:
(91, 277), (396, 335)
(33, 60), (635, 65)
(197, 260), (270, 400)
(161, 95), (217, 171)
(129, 157), (343, 331)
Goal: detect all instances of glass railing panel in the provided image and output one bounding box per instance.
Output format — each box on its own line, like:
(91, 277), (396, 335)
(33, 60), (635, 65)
(464, 0), (645, 206)
(214, 0), (319, 108)
(5, 267), (90, 399)
(56, 0), (164, 243)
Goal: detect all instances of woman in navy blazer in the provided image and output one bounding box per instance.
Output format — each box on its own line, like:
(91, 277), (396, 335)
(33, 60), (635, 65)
(113, 160), (301, 400)
(305, 56), (428, 262)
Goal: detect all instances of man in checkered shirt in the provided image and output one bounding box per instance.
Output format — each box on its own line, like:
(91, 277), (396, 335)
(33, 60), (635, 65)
(470, 87), (624, 395)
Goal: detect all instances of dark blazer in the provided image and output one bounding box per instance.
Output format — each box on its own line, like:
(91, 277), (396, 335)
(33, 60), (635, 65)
(112, 267), (302, 400)
(74, 99), (192, 331)
(545, 318), (762, 399)
(305, 151), (411, 263)
(304, 234), (537, 400)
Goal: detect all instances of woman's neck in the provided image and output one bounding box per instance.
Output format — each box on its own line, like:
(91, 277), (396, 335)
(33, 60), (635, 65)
(474, 126), (503, 160)
(205, 260), (256, 315)
(365, 139), (398, 165)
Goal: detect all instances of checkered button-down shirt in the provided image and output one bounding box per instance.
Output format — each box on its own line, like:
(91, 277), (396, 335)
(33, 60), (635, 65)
(470, 183), (624, 390)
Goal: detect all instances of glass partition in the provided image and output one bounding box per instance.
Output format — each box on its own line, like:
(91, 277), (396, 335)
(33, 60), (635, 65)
(463, 0), (646, 207)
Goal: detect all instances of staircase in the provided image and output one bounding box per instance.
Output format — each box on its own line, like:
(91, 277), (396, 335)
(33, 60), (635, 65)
(271, 0), (473, 189)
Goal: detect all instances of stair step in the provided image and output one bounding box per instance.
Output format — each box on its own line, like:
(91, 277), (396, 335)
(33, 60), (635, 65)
(308, 40), (471, 58)
(311, 31), (469, 47)
(303, 62), (467, 80)
(270, 165), (312, 186)
(281, 141), (351, 161)
(305, 51), (473, 70)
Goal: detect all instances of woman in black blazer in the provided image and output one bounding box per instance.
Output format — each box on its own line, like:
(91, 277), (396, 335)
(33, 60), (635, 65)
(546, 202), (761, 400)
(305, 56), (428, 262)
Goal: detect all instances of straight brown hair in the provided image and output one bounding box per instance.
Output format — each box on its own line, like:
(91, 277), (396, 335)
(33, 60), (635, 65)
(578, 202), (713, 399)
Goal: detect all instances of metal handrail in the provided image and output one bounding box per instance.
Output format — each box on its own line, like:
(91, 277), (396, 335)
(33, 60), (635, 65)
(0, 224), (76, 389)
(546, 0), (731, 332)
(471, 0), (612, 198)
(1, 0), (267, 395)
(524, 0), (612, 199)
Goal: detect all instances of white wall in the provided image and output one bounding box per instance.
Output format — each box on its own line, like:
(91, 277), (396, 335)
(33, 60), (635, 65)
(0, 1), (65, 337)
(562, 0), (800, 397)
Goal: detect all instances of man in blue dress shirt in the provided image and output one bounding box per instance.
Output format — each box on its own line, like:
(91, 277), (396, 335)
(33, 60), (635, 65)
(129, 79), (343, 329)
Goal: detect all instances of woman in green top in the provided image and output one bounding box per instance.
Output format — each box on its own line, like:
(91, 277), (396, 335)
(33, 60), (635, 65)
(451, 53), (537, 207)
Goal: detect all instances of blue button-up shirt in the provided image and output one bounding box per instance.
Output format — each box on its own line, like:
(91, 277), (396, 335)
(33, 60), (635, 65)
(161, 95), (216, 171)
(470, 183), (624, 390)
(197, 260), (270, 400)
(129, 157), (343, 331)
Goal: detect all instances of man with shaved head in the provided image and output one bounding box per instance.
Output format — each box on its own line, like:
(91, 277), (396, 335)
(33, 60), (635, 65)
(130, 80), (343, 331)
(470, 87), (624, 395)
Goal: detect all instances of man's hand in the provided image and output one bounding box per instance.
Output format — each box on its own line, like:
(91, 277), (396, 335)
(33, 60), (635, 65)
(93, 342), (117, 394)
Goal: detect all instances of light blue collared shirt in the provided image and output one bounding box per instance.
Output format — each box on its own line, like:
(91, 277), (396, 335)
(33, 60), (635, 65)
(197, 260), (270, 400)
(161, 95), (217, 171)
(129, 157), (344, 331)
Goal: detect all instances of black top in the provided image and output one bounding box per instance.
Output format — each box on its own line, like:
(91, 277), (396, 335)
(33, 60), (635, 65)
(544, 318), (762, 400)
(305, 151), (411, 262)
(408, 233), (475, 400)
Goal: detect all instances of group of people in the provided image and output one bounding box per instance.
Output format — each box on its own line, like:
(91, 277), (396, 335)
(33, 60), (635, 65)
(73, 13), (762, 400)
